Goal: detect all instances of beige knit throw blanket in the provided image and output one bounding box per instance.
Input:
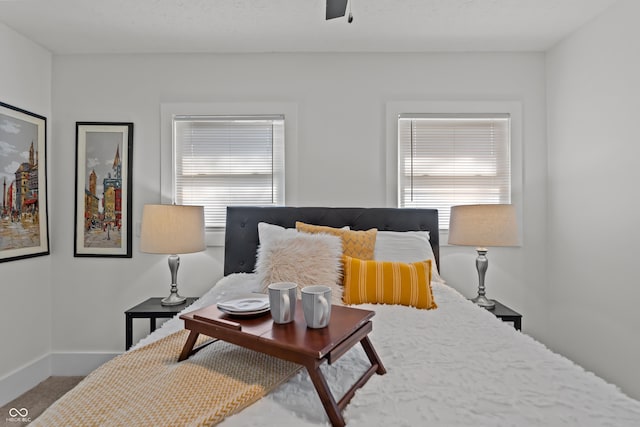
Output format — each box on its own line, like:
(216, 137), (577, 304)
(31, 330), (301, 427)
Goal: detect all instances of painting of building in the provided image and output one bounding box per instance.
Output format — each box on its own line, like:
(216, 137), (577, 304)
(81, 134), (123, 249)
(0, 109), (43, 253)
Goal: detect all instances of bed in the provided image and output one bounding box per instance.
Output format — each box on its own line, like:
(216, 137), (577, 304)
(34, 206), (640, 426)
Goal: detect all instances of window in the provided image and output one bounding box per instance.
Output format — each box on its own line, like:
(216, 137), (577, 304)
(173, 115), (285, 229)
(398, 113), (511, 229)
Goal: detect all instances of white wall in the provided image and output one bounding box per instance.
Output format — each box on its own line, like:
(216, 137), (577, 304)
(0, 23), (52, 402)
(547, 0), (640, 400)
(51, 52), (548, 354)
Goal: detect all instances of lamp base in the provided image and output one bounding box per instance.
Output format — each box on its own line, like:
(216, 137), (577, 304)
(472, 248), (495, 310)
(471, 294), (495, 310)
(161, 291), (186, 306)
(162, 254), (186, 306)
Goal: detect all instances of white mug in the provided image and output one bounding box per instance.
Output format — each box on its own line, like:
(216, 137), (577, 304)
(268, 282), (297, 324)
(301, 285), (332, 329)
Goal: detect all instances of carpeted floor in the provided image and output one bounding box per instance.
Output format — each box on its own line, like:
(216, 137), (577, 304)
(1, 376), (83, 426)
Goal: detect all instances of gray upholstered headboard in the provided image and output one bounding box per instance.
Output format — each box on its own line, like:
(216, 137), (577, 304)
(223, 206), (439, 276)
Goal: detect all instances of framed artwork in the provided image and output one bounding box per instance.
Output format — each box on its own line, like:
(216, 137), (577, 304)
(0, 101), (49, 263)
(74, 122), (133, 257)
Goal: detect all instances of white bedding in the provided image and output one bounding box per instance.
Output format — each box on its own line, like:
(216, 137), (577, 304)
(134, 274), (640, 426)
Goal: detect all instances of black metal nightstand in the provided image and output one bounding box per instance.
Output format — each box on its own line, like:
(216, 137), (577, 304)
(125, 297), (197, 350)
(489, 300), (522, 330)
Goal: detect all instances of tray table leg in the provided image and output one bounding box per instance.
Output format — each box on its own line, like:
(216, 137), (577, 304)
(178, 330), (200, 362)
(306, 363), (345, 427)
(361, 335), (387, 375)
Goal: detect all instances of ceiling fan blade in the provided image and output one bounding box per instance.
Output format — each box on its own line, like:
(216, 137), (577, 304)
(326, 0), (348, 20)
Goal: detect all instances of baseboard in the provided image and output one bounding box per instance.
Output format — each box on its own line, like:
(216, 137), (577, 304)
(0, 354), (51, 407)
(51, 352), (119, 376)
(0, 352), (120, 406)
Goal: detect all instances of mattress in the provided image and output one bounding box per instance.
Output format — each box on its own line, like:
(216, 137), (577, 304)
(134, 273), (640, 426)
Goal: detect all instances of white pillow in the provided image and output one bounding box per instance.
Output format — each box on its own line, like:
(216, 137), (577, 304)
(258, 222), (297, 244)
(374, 230), (444, 284)
(258, 222), (349, 245)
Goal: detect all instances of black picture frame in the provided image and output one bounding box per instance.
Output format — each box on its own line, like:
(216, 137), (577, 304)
(0, 101), (50, 263)
(74, 122), (133, 258)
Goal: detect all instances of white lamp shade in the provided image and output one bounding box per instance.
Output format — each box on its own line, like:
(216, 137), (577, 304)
(448, 204), (518, 247)
(140, 204), (205, 254)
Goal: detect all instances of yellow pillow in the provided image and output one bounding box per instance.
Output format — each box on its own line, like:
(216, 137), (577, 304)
(342, 256), (437, 310)
(295, 222), (377, 260)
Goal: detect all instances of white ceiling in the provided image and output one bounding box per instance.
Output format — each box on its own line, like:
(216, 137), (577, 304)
(0, 0), (618, 54)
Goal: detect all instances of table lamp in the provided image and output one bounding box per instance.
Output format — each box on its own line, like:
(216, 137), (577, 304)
(448, 204), (518, 310)
(140, 204), (205, 306)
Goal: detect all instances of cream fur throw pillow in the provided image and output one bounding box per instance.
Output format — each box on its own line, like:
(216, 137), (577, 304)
(255, 232), (343, 305)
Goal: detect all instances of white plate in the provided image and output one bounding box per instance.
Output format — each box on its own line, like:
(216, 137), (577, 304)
(217, 295), (269, 313)
(218, 306), (271, 317)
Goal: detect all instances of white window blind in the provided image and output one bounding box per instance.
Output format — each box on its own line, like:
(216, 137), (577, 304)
(173, 115), (285, 228)
(398, 113), (511, 229)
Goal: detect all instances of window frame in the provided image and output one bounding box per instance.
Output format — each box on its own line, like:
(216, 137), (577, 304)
(385, 101), (523, 244)
(161, 102), (298, 246)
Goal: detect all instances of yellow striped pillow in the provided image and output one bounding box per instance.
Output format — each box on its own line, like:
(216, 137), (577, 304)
(342, 256), (437, 310)
(295, 222), (377, 260)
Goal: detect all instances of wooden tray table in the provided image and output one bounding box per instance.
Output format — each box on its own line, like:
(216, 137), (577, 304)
(179, 300), (386, 427)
